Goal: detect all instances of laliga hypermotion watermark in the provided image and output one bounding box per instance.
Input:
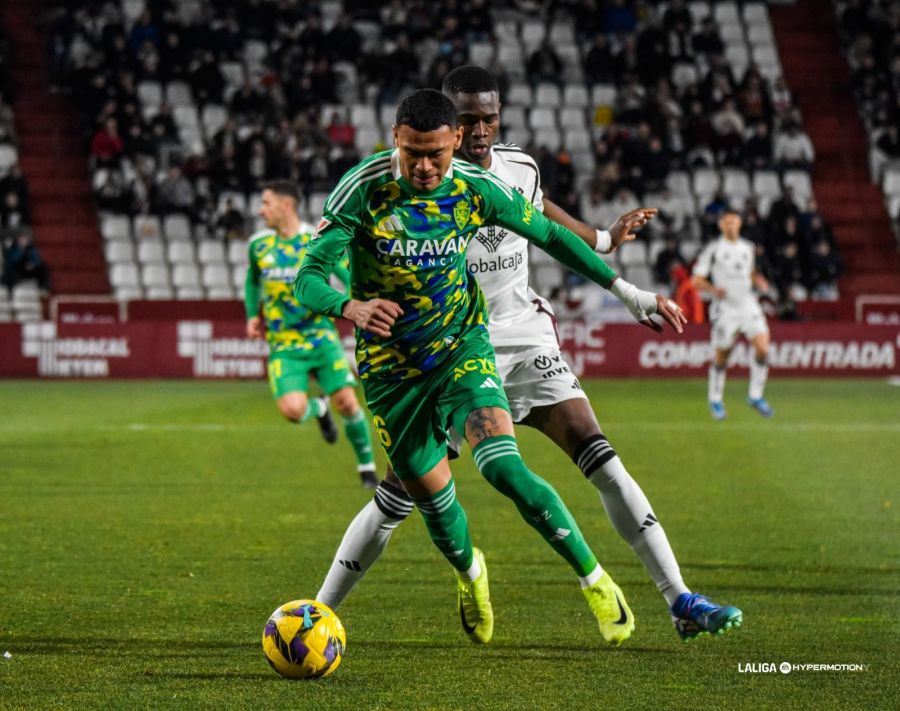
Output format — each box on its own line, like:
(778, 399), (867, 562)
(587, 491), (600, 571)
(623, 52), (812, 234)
(738, 661), (869, 674)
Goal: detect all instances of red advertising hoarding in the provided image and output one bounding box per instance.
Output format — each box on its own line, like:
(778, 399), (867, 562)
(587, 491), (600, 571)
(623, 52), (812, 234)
(1, 320), (897, 379)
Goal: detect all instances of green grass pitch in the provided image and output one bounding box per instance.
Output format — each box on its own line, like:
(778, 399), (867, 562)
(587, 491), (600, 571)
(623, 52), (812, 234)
(0, 378), (897, 709)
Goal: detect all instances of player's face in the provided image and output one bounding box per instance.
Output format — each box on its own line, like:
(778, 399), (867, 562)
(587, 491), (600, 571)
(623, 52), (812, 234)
(393, 124), (463, 192)
(259, 190), (288, 230)
(449, 91), (501, 167)
(719, 212), (742, 238)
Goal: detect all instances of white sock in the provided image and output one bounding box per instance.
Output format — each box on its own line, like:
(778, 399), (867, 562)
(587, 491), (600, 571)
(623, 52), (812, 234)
(708, 364), (726, 403)
(578, 563), (605, 588)
(316, 481), (413, 609)
(575, 435), (689, 607)
(462, 557), (481, 582)
(749, 358), (769, 400)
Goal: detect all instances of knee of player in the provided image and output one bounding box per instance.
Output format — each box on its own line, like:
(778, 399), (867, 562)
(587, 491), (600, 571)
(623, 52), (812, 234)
(331, 388), (359, 417)
(278, 400), (306, 422)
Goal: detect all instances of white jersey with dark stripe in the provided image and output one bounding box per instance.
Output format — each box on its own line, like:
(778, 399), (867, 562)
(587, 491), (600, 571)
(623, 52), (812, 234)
(466, 144), (558, 349)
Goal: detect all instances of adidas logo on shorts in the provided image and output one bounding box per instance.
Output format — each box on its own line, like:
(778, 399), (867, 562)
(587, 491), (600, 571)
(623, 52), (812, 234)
(480, 378), (499, 389)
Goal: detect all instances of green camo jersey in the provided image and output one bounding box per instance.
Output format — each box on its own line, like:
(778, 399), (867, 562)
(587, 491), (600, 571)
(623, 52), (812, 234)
(244, 228), (349, 354)
(295, 149), (618, 381)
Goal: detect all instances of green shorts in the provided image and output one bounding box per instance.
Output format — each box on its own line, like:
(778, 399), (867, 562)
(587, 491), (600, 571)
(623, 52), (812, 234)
(267, 341), (357, 399)
(362, 328), (510, 480)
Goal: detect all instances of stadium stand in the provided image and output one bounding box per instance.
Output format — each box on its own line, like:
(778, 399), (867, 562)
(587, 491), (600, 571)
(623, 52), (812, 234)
(5, 0), (893, 317)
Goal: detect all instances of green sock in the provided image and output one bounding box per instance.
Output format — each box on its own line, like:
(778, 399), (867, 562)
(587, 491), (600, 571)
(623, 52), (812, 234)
(410, 480), (474, 573)
(472, 435), (598, 577)
(300, 397), (325, 424)
(342, 410), (375, 468)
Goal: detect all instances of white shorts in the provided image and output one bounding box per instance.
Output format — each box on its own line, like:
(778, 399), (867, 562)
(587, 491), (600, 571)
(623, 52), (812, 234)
(711, 306), (769, 350)
(494, 345), (588, 423)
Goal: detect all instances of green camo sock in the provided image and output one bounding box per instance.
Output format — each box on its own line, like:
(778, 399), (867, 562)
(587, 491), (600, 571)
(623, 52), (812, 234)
(472, 435), (598, 577)
(410, 480), (474, 573)
(342, 410), (375, 468)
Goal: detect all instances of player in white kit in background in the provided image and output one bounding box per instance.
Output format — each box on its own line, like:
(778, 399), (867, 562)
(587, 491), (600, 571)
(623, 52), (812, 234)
(692, 210), (774, 420)
(314, 66), (741, 642)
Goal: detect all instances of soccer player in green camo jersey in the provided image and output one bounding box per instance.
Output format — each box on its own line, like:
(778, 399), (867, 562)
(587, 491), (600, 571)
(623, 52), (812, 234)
(296, 90), (684, 645)
(245, 180), (377, 488)
(314, 65), (742, 644)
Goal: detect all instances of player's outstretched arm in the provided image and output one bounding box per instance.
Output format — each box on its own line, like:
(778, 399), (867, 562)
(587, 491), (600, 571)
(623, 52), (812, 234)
(482, 184), (685, 333)
(294, 223), (354, 318)
(543, 198), (657, 253)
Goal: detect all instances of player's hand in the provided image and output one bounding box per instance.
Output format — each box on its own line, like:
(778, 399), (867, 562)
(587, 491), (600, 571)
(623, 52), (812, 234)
(755, 276), (770, 293)
(638, 295), (687, 334)
(343, 298), (403, 338)
(608, 208), (658, 252)
(713, 287), (727, 299)
(246, 317), (263, 339)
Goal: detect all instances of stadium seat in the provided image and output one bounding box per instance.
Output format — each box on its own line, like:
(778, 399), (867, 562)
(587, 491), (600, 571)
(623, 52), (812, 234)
(719, 23), (745, 45)
(355, 127), (383, 154)
(693, 168), (721, 196)
(219, 61), (245, 88)
(562, 85), (590, 108)
(137, 81), (162, 107)
(167, 240), (196, 265)
(350, 104), (378, 128)
(201, 104), (228, 139)
(570, 150), (596, 175)
(141, 263), (171, 288)
(648, 239), (666, 268)
(534, 83), (561, 107)
(174, 106), (200, 132)
(533, 129), (562, 151)
(227, 240), (248, 266)
(172, 263), (201, 288)
(722, 168), (752, 202)
(680, 240), (703, 261)
(688, 2), (711, 25)
(146, 285), (174, 300)
(165, 81), (193, 107)
(207, 287), (235, 300)
(559, 107), (587, 131)
(520, 20), (546, 48)
(197, 240), (227, 265)
(529, 108), (557, 131)
(623, 265), (654, 290)
(100, 214), (132, 241)
(714, 1), (740, 24)
(743, 3), (770, 26)
(104, 241), (135, 264)
(563, 129), (591, 152)
(548, 21), (576, 46)
(202, 264), (232, 289)
(494, 19), (519, 45)
(497, 44), (524, 72)
(506, 83), (533, 106)
(590, 84), (617, 107)
(747, 23), (775, 47)
(244, 40), (268, 68)
(218, 191), (247, 213)
(163, 215), (192, 242)
(751, 45), (780, 68)
(176, 287), (204, 300)
(667, 171), (692, 196)
(133, 215), (162, 241)
(783, 170), (813, 202)
(504, 128), (532, 149)
(725, 46), (750, 76)
(617, 241), (648, 267)
(672, 63), (699, 90)
(502, 106), (527, 129)
(378, 104), (398, 127)
(752, 170), (782, 198)
(0, 144), (17, 172)
(883, 167), (900, 196)
(137, 240), (166, 265)
(308, 193), (328, 220)
(110, 263), (140, 289)
(469, 42), (494, 67)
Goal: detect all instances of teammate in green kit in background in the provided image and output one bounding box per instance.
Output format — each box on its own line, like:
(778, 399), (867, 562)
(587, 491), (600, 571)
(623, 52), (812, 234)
(245, 180), (377, 488)
(296, 91), (686, 644)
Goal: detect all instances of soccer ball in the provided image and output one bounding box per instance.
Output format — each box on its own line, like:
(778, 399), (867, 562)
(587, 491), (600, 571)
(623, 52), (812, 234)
(262, 599), (346, 679)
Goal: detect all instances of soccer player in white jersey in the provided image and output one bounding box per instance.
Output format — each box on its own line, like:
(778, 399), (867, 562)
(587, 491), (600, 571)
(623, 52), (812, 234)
(693, 210), (774, 420)
(314, 66), (741, 642)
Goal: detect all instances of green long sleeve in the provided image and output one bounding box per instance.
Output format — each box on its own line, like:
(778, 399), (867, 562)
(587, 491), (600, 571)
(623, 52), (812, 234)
(244, 248), (261, 319)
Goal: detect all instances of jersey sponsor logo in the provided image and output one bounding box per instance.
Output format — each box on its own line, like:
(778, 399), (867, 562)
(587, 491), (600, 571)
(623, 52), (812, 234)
(453, 200), (471, 229)
(375, 235), (467, 258)
(261, 266), (300, 282)
(522, 201), (534, 225)
(534, 353), (571, 379)
(467, 250), (524, 275)
(475, 225), (507, 253)
(452, 357), (498, 381)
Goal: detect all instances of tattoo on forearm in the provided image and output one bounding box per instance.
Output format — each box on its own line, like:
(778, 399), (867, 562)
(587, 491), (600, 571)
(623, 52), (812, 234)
(466, 407), (501, 443)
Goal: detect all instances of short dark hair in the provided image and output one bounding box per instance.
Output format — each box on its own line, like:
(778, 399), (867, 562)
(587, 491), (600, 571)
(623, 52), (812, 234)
(395, 89), (458, 131)
(442, 65), (499, 96)
(261, 180), (300, 203)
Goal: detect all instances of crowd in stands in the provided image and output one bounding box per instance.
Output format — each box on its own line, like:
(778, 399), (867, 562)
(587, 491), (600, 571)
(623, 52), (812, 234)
(0, 27), (49, 304)
(835, 0), (900, 238)
(46, 0), (846, 313)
